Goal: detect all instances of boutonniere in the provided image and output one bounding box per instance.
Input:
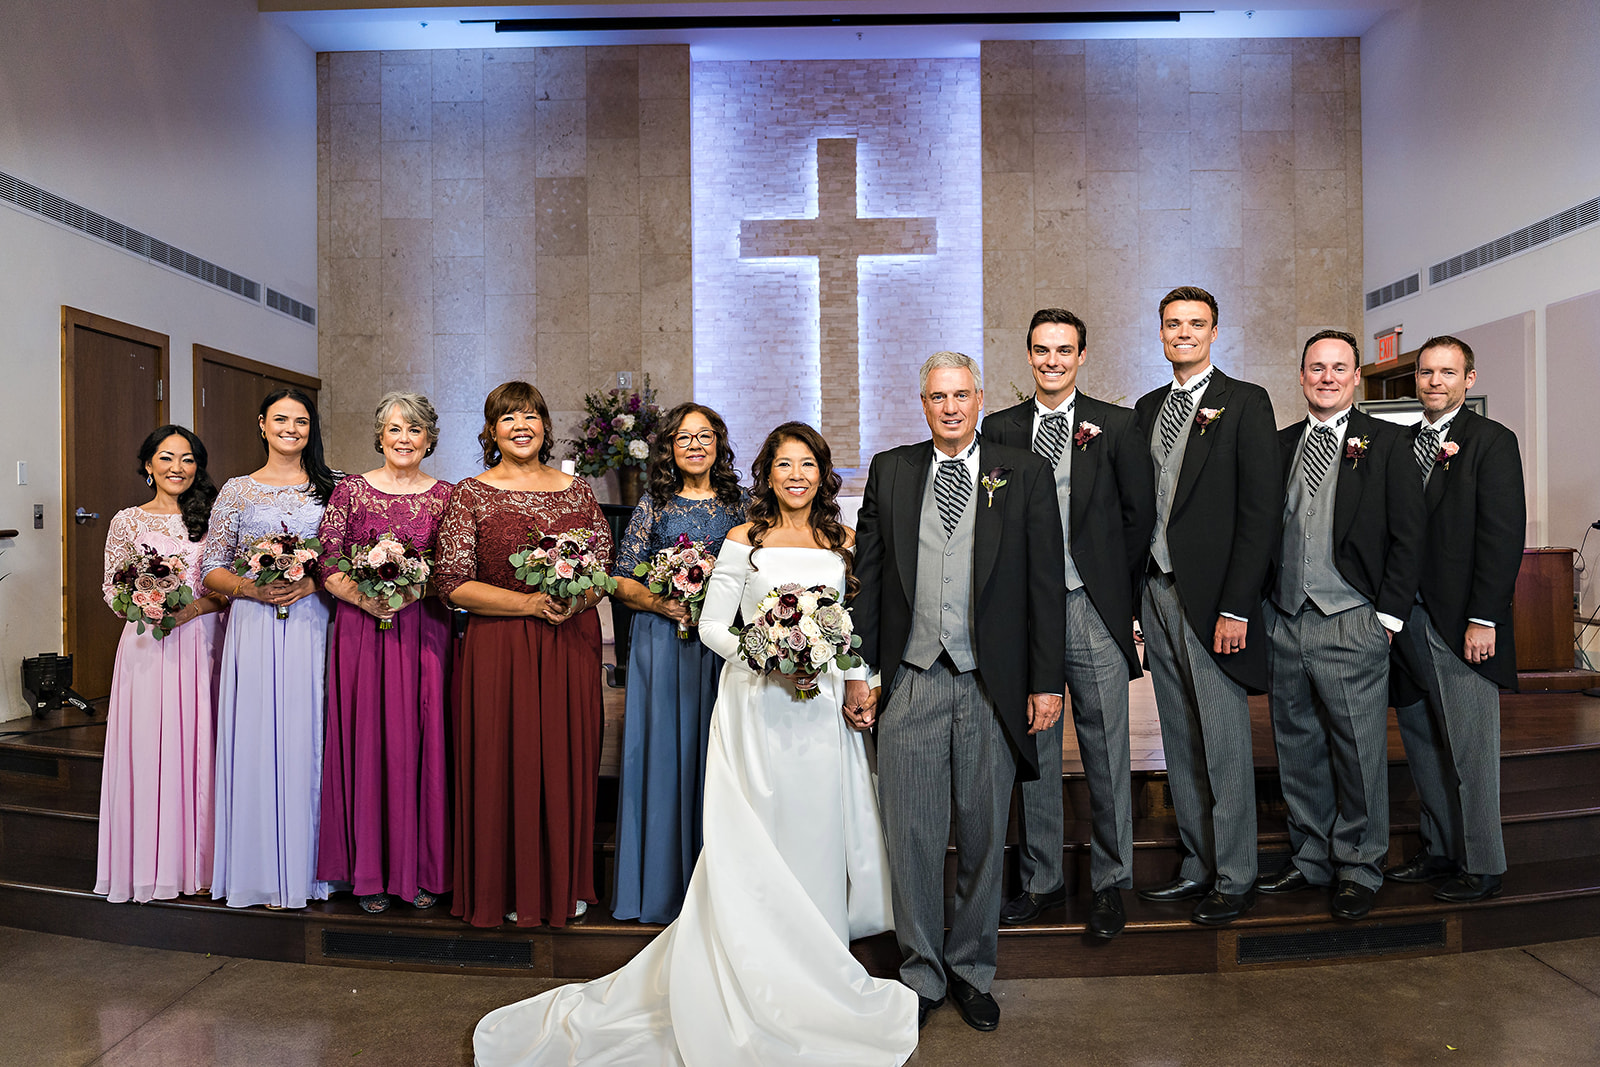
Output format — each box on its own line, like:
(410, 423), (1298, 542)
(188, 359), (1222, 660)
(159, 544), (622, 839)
(1073, 422), (1102, 450)
(1344, 435), (1370, 468)
(1195, 407), (1225, 434)
(1437, 441), (1460, 469)
(981, 466), (1011, 507)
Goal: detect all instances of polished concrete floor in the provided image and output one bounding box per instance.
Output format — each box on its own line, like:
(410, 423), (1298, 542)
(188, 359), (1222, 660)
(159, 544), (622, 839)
(2, 926), (1597, 1066)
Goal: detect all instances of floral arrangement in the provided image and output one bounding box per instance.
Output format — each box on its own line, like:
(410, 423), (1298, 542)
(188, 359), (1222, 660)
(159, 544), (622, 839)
(1074, 422), (1102, 450)
(1437, 441), (1460, 469)
(733, 583), (863, 699)
(633, 533), (717, 638)
(233, 526), (322, 619)
(110, 545), (196, 640)
(1195, 407), (1225, 434)
(1345, 435), (1370, 468)
(335, 535), (431, 630)
(567, 376), (662, 477)
(981, 466), (1010, 507)
(510, 528), (619, 609)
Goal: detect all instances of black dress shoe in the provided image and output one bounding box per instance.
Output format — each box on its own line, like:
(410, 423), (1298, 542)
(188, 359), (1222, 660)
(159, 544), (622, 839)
(947, 975), (1000, 1032)
(917, 995), (944, 1030)
(1137, 877), (1212, 903)
(1255, 865), (1314, 894)
(1191, 888), (1256, 926)
(1086, 888), (1126, 939)
(1434, 872), (1503, 902)
(1385, 852), (1457, 884)
(1332, 880), (1376, 920)
(999, 885), (1068, 925)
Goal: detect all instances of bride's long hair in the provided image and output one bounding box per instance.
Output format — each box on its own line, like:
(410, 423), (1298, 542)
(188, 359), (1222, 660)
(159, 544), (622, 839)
(746, 421), (857, 599)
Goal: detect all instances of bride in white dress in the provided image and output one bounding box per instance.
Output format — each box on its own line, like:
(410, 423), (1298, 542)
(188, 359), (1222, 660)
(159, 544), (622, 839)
(475, 422), (919, 1066)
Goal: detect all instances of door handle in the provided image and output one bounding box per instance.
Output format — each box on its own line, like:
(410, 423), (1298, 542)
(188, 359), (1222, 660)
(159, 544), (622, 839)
(74, 507), (99, 524)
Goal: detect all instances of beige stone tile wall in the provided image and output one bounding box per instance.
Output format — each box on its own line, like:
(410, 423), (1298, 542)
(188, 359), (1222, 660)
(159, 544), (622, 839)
(317, 46), (692, 489)
(981, 38), (1363, 422)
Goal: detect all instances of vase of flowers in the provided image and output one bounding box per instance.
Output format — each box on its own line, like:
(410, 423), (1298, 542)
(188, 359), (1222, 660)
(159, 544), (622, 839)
(567, 376), (661, 506)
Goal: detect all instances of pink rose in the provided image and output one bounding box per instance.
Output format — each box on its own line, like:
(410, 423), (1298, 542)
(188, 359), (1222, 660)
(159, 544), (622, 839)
(285, 565), (306, 582)
(554, 559), (577, 580)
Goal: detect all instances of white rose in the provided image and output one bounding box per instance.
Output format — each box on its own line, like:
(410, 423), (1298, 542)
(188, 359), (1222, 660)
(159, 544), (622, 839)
(798, 614), (823, 639)
(618, 414), (636, 431)
(628, 439), (650, 459)
(797, 593), (819, 614)
(809, 640), (833, 666)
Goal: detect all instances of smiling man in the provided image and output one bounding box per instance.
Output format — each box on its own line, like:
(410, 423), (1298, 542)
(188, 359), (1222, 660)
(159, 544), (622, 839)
(1253, 330), (1423, 921)
(981, 309), (1154, 938)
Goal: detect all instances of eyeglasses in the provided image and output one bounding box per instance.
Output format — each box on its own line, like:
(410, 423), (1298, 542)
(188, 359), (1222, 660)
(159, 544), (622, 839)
(673, 431), (717, 448)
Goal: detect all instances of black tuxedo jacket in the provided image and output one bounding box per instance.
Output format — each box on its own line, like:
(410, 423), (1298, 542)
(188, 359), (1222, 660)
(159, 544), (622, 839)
(982, 394), (1156, 680)
(1392, 406), (1525, 697)
(1271, 408), (1424, 622)
(853, 438), (1066, 780)
(1134, 368), (1280, 693)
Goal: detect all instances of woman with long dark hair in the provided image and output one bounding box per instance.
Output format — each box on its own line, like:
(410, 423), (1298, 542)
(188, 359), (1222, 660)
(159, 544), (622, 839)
(610, 402), (748, 924)
(475, 422), (916, 1066)
(434, 381), (612, 929)
(202, 388), (338, 908)
(95, 425), (226, 903)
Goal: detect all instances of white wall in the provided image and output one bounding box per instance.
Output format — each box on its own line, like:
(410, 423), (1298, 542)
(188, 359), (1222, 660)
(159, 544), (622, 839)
(0, 0), (317, 718)
(1361, 0), (1600, 554)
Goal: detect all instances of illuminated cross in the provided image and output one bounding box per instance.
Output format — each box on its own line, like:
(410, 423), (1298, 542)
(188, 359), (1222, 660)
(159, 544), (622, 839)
(739, 138), (937, 463)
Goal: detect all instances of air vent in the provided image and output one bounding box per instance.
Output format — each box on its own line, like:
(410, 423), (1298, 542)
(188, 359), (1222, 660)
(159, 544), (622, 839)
(1365, 273), (1420, 311)
(266, 287), (317, 327)
(0, 751), (60, 779)
(1429, 195), (1600, 286)
(0, 168), (261, 302)
(321, 930), (534, 968)
(1236, 920), (1446, 965)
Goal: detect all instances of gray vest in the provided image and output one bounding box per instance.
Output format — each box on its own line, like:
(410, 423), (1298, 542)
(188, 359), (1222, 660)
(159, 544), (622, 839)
(903, 462), (979, 672)
(1274, 428), (1367, 616)
(1048, 436), (1084, 592)
(1148, 391), (1197, 574)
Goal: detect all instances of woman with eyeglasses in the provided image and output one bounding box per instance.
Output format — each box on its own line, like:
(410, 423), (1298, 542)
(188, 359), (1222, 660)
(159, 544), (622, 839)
(609, 403), (748, 924)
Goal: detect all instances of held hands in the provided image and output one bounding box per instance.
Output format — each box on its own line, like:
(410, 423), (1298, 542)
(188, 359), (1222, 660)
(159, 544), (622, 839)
(1464, 622), (1496, 664)
(655, 596), (691, 626)
(531, 590), (590, 625)
(1213, 616), (1248, 656)
(1027, 693), (1063, 735)
(842, 679), (880, 731)
(253, 576), (317, 609)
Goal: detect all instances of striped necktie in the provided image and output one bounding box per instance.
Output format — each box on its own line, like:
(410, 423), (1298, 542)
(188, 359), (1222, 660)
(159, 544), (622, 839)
(934, 458), (970, 536)
(1159, 387), (1195, 457)
(1415, 425), (1440, 482)
(1034, 411), (1070, 467)
(1303, 424), (1338, 496)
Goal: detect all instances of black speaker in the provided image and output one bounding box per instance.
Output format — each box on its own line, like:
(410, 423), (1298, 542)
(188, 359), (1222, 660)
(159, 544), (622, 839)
(20, 653), (92, 716)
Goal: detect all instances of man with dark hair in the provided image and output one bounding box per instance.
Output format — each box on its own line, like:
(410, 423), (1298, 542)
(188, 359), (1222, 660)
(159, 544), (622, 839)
(983, 308), (1155, 939)
(1388, 334), (1525, 902)
(1253, 330), (1423, 920)
(1134, 286), (1279, 926)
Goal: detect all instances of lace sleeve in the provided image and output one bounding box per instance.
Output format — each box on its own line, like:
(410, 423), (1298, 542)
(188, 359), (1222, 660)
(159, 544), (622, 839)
(433, 479), (479, 602)
(102, 509), (140, 609)
(200, 478), (247, 575)
(613, 494), (656, 577)
(574, 479), (614, 573)
(698, 539), (751, 671)
(317, 477), (356, 569)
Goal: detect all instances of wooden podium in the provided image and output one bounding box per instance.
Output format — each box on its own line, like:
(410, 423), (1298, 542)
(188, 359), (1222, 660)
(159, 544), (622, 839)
(1515, 548), (1574, 671)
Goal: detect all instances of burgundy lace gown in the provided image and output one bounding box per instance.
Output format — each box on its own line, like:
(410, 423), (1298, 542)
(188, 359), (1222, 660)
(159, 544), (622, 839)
(315, 475), (454, 904)
(434, 476), (612, 928)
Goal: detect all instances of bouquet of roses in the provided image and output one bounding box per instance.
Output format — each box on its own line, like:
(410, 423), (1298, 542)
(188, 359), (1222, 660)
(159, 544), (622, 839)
(733, 582), (863, 699)
(110, 544), (196, 640)
(566, 376), (661, 477)
(509, 527), (619, 610)
(233, 524), (323, 619)
(633, 533), (717, 639)
(334, 534), (431, 630)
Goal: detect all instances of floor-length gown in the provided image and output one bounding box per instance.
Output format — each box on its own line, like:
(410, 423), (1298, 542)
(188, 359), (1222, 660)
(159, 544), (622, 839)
(435, 476), (611, 929)
(204, 477), (333, 909)
(315, 475), (453, 903)
(610, 491), (747, 924)
(95, 508), (222, 903)
(474, 541), (919, 1067)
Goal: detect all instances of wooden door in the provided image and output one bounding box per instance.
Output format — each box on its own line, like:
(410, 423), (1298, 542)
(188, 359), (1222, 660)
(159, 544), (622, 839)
(193, 344), (320, 485)
(63, 308), (169, 701)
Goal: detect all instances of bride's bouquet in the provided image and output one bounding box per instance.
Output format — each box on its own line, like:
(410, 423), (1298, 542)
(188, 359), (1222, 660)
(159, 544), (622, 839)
(633, 533), (716, 638)
(510, 527), (619, 610)
(334, 534), (431, 630)
(233, 525), (323, 619)
(110, 544), (196, 640)
(733, 582), (863, 699)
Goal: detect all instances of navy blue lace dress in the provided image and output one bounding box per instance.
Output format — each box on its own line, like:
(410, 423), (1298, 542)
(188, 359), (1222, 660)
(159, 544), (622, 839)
(611, 490), (748, 923)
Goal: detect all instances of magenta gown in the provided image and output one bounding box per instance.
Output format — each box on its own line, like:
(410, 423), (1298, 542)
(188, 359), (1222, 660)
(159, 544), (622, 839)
(315, 474), (454, 903)
(95, 508), (222, 903)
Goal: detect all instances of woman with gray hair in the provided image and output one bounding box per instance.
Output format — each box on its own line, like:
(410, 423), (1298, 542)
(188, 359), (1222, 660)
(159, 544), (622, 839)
(316, 391), (454, 914)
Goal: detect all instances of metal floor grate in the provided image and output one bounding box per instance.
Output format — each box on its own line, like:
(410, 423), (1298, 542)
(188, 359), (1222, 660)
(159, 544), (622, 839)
(1237, 920), (1446, 965)
(321, 930), (534, 968)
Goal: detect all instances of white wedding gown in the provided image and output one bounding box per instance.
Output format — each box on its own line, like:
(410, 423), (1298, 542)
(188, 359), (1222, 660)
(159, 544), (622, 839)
(474, 541), (919, 1066)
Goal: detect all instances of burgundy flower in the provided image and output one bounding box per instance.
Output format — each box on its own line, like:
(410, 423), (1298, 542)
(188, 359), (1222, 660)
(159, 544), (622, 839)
(377, 561), (400, 581)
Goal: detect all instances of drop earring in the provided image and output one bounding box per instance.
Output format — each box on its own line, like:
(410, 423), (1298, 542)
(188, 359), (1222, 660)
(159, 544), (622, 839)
(146, 474), (154, 487)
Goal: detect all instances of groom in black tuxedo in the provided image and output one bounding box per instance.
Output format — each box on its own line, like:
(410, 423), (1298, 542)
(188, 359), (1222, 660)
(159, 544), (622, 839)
(982, 308), (1154, 939)
(847, 350), (1064, 1033)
